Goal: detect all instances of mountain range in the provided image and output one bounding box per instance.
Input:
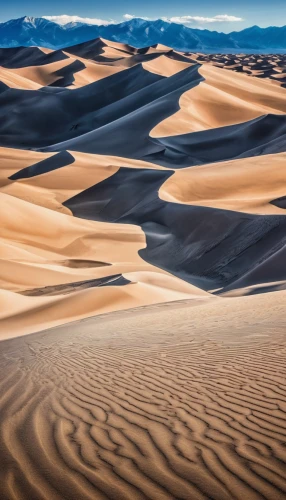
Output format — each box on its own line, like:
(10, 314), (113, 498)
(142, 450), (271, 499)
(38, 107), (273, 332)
(1, 16), (286, 52)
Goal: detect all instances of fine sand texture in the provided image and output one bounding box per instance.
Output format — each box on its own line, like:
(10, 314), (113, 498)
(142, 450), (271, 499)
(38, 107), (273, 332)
(0, 38), (286, 499)
(0, 291), (286, 499)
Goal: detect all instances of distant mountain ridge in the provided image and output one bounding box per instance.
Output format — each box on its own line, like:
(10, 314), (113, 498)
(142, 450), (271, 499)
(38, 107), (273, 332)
(1, 16), (286, 52)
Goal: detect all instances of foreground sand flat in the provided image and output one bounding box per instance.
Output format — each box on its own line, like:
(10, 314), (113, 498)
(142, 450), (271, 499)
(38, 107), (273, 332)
(0, 292), (285, 499)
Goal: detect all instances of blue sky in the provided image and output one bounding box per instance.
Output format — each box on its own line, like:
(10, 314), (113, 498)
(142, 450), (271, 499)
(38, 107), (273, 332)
(1, 0), (286, 32)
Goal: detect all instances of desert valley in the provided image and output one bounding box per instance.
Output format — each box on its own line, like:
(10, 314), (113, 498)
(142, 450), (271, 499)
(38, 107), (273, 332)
(0, 35), (286, 499)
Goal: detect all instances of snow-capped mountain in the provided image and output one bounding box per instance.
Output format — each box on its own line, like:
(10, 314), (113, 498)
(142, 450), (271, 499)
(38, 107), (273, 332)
(0, 16), (286, 52)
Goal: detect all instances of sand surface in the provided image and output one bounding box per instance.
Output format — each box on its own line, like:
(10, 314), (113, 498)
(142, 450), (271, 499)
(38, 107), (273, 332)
(0, 38), (286, 499)
(0, 292), (285, 499)
(192, 53), (286, 87)
(1, 40), (286, 332)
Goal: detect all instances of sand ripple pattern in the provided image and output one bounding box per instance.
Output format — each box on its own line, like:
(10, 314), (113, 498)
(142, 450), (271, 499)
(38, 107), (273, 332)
(0, 305), (286, 500)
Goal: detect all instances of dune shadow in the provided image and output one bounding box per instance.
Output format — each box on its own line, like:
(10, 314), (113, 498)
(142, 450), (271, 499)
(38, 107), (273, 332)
(270, 195), (286, 209)
(0, 46), (69, 68)
(9, 151), (75, 180)
(49, 60), (86, 87)
(20, 274), (131, 297)
(64, 167), (286, 291)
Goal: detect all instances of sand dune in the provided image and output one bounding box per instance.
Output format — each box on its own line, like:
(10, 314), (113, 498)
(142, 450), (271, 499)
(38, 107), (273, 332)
(64, 37), (136, 60)
(1, 38), (285, 331)
(64, 166), (286, 291)
(3, 58), (84, 88)
(0, 187), (209, 335)
(1, 43), (286, 162)
(0, 272), (209, 339)
(151, 62), (286, 136)
(0, 46), (69, 68)
(0, 66), (41, 89)
(0, 42), (135, 91)
(1, 148), (169, 212)
(0, 38), (286, 498)
(0, 64), (201, 150)
(193, 53), (286, 87)
(42, 112), (286, 170)
(160, 152), (286, 214)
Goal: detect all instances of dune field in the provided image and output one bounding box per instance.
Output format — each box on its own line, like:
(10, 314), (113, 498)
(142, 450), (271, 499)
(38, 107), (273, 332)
(0, 38), (286, 499)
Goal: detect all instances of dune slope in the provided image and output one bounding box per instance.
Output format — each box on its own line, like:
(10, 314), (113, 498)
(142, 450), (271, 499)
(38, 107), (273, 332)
(1, 39), (286, 330)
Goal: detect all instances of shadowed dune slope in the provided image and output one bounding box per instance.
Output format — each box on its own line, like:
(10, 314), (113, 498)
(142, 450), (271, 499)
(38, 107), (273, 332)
(1, 147), (170, 213)
(271, 195), (286, 209)
(0, 46), (69, 68)
(221, 244), (286, 296)
(0, 64), (200, 150)
(1, 46), (286, 167)
(147, 114), (286, 168)
(9, 150), (75, 179)
(43, 109), (286, 169)
(64, 167), (286, 291)
(0, 185), (208, 336)
(151, 62), (286, 136)
(0, 64), (165, 147)
(48, 60), (86, 87)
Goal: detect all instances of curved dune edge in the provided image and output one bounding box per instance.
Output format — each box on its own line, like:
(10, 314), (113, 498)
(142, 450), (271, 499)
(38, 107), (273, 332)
(3, 147), (286, 218)
(0, 189), (211, 339)
(0, 290), (285, 499)
(3, 58), (79, 88)
(0, 191), (148, 290)
(159, 152), (286, 215)
(151, 63), (286, 137)
(143, 55), (192, 77)
(0, 56), (125, 89)
(1, 148), (169, 213)
(0, 275), (212, 340)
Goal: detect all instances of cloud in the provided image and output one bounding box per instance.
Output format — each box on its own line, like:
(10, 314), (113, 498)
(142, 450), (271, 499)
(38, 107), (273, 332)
(43, 15), (114, 26)
(123, 14), (151, 21)
(212, 15), (243, 22)
(124, 14), (243, 25)
(165, 15), (243, 24)
(43, 13), (243, 27)
(123, 14), (135, 20)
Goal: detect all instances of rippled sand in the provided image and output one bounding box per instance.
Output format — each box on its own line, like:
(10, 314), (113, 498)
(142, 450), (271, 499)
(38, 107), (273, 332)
(1, 292), (286, 499)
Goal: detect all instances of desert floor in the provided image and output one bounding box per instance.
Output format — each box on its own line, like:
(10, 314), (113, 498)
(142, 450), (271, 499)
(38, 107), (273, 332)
(0, 291), (286, 499)
(0, 39), (286, 499)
